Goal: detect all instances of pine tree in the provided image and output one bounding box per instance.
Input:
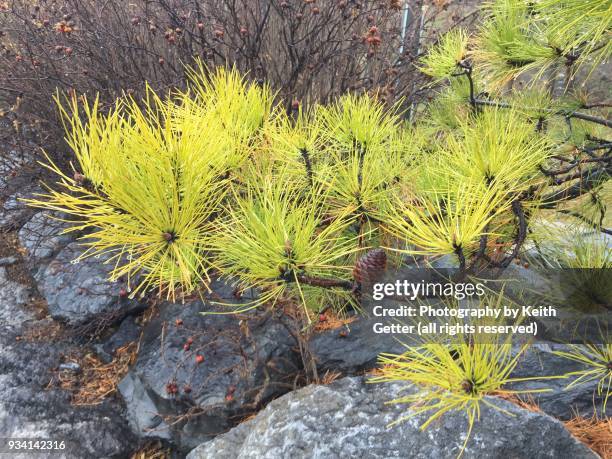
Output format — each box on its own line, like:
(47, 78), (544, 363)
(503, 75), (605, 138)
(25, 1), (610, 316)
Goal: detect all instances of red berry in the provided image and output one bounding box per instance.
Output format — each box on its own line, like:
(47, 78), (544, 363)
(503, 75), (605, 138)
(312, 6), (320, 14)
(175, 318), (183, 326)
(183, 385), (192, 393)
(165, 382), (178, 394)
(319, 313), (327, 322)
(240, 27), (248, 35)
(291, 99), (300, 110)
(119, 288), (128, 298)
(183, 343), (191, 351)
(64, 47), (73, 56)
(186, 337), (194, 345)
(195, 354), (204, 364)
(225, 384), (236, 401)
(214, 29), (224, 38)
(197, 22), (204, 30)
(158, 57), (165, 65)
(369, 26), (378, 35)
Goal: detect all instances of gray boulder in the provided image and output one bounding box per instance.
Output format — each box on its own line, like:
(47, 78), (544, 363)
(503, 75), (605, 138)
(309, 315), (409, 374)
(118, 300), (300, 452)
(187, 376), (598, 459)
(37, 241), (142, 326)
(307, 260), (460, 375)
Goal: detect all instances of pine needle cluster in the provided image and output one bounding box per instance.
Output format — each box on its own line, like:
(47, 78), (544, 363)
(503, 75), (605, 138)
(371, 294), (556, 457)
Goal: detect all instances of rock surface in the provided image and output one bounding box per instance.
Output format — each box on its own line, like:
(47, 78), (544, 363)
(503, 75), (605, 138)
(95, 315), (143, 364)
(18, 211), (76, 279)
(36, 241), (142, 326)
(0, 265), (33, 328)
(310, 315), (407, 374)
(187, 376), (598, 459)
(0, 325), (137, 459)
(119, 299), (300, 452)
(0, 256), (137, 458)
(18, 212), (143, 327)
(308, 261), (456, 375)
(510, 343), (611, 420)
(0, 187), (39, 231)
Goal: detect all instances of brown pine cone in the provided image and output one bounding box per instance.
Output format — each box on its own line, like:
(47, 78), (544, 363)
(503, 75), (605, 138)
(353, 248), (387, 285)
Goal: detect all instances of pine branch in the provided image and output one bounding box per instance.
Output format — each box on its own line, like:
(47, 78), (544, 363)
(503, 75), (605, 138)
(538, 167), (610, 208)
(497, 200), (528, 269)
(456, 61), (477, 111)
(547, 166), (607, 186)
(295, 274), (354, 291)
(557, 210), (611, 236)
(299, 147), (314, 187)
(453, 244), (467, 273)
(472, 99), (612, 129)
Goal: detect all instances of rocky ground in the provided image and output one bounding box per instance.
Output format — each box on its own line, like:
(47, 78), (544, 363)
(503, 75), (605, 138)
(186, 377), (598, 459)
(0, 174), (609, 458)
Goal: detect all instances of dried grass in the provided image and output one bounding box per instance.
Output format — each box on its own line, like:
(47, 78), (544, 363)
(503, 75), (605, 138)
(130, 440), (171, 459)
(494, 393), (611, 458)
(564, 415), (612, 459)
(48, 341), (139, 406)
(313, 312), (357, 332)
(493, 392), (542, 413)
(20, 318), (65, 342)
(318, 370), (342, 385)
